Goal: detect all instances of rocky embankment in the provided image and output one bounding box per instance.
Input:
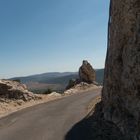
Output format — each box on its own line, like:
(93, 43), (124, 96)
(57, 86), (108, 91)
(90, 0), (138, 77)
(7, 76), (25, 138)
(0, 80), (61, 118)
(64, 82), (101, 95)
(0, 79), (40, 101)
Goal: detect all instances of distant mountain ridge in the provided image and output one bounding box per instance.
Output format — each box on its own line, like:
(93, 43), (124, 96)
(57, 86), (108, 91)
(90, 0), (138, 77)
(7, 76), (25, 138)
(10, 69), (104, 92)
(11, 72), (77, 83)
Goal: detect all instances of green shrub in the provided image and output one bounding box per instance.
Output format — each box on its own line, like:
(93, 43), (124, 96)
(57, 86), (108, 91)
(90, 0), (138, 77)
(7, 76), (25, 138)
(13, 79), (21, 83)
(66, 79), (80, 90)
(43, 88), (52, 94)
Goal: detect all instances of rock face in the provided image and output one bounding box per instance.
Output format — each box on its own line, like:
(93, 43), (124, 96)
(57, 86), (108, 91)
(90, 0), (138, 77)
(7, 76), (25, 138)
(98, 0), (140, 139)
(0, 79), (40, 101)
(79, 60), (96, 83)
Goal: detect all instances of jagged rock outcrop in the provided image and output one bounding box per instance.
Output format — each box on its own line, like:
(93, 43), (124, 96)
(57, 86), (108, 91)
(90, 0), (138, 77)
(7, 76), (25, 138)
(0, 79), (40, 101)
(97, 0), (140, 139)
(79, 60), (96, 83)
(66, 60), (96, 90)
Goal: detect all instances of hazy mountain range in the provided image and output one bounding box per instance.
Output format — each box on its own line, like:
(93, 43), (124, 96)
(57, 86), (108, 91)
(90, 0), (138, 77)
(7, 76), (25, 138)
(11, 69), (104, 93)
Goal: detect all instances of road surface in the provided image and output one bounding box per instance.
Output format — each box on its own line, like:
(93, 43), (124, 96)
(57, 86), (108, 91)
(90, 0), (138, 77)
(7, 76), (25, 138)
(0, 89), (101, 140)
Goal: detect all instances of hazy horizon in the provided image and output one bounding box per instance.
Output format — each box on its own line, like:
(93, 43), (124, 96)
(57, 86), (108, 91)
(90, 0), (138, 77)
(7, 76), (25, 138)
(0, 0), (109, 79)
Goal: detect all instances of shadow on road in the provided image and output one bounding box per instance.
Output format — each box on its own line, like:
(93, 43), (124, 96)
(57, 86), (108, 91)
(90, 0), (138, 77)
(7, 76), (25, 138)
(65, 116), (95, 140)
(65, 103), (125, 140)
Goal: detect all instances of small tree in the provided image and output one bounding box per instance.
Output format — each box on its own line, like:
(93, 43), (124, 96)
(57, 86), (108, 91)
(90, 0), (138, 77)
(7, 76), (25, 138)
(13, 79), (21, 83)
(66, 79), (77, 90)
(43, 88), (52, 94)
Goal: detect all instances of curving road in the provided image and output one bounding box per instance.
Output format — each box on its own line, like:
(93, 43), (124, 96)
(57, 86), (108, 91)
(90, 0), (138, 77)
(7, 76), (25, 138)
(0, 89), (101, 140)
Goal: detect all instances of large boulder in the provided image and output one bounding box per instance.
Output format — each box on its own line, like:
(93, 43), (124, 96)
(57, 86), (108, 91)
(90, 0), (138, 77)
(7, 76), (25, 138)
(79, 60), (96, 83)
(0, 79), (40, 101)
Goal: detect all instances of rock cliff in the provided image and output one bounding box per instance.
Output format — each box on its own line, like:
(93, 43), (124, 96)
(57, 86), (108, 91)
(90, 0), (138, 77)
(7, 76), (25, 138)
(99, 0), (140, 139)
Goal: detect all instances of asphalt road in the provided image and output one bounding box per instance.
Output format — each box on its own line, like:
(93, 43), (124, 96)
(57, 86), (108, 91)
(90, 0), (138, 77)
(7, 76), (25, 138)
(0, 89), (101, 140)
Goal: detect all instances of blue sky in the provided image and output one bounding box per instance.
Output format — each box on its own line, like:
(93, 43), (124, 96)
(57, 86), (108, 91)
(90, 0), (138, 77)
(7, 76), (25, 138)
(0, 0), (110, 78)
